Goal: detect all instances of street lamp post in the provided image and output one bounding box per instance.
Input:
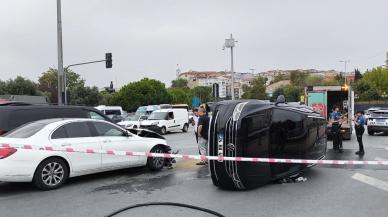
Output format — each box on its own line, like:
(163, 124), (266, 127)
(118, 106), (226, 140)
(57, 0), (65, 105)
(339, 60), (350, 84)
(224, 34), (237, 100)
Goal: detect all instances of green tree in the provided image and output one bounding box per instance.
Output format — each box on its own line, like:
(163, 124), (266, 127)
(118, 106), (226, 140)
(290, 70), (308, 87)
(271, 87), (285, 101)
(0, 80), (7, 95)
(363, 67), (388, 97)
(68, 83), (100, 106)
(112, 78), (170, 112)
(171, 78), (188, 88)
(168, 88), (191, 104)
(98, 90), (115, 105)
(354, 68), (362, 81)
(241, 77), (267, 100)
(305, 75), (323, 86)
(284, 85), (303, 102)
(191, 86), (213, 103)
(38, 68), (84, 103)
(1, 76), (41, 96)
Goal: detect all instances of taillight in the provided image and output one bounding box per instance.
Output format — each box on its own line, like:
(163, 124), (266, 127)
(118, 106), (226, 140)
(0, 148), (17, 159)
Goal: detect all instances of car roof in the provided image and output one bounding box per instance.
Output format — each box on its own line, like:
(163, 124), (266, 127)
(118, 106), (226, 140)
(0, 105), (96, 111)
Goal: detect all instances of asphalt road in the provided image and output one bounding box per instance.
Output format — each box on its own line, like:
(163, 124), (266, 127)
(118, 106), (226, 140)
(1, 127), (388, 217)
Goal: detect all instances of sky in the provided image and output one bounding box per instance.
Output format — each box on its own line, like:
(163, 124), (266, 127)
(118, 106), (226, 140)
(1, 0), (387, 88)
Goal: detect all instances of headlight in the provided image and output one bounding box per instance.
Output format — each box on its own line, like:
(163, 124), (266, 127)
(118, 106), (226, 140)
(151, 122), (159, 125)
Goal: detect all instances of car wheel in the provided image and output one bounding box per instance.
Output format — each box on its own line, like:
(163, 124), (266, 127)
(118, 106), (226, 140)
(182, 124), (189, 132)
(147, 146), (165, 171)
(133, 125), (137, 129)
(33, 158), (69, 190)
(368, 130), (374, 135)
(160, 127), (167, 135)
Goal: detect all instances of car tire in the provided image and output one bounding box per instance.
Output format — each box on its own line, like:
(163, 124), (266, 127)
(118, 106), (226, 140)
(133, 125), (137, 129)
(182, 124), (189, 133)
(147, 146), (165, 171)
(160, 127), (167, 135)
(368, 130), (374, 135)
(33, 157), (69, 190)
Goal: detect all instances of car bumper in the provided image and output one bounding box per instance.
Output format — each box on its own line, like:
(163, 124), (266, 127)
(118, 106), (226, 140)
(368, 125), (388, 132)
(140, 125), (161, 132)
(0, 158), (35, 182)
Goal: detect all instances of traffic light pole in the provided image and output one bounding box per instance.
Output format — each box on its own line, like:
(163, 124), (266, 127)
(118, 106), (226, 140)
(63, 59), (108, 105)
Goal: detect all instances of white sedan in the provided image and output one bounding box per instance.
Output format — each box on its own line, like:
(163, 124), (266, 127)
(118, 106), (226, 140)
(0, 119), (172, 190)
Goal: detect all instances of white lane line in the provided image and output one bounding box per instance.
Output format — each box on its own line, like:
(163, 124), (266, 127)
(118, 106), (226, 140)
(385, 147), (388, 150)
(352, 173), (388, 192)
(375, 157), (388, 161)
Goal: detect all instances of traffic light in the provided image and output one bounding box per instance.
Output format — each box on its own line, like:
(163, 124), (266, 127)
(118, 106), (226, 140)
(105, 53), (112, 68)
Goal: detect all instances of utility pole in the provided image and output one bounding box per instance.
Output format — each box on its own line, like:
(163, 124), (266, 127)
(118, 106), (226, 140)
(339, 60), (350, 85)
(386, 52), (388, 66)
(224, 34), (237, 100)
(57, 0), (64, 105)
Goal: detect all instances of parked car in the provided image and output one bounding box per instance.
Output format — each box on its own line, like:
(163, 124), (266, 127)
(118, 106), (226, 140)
(140, 109), (189, 134)
(209, 98), (327, 190)
(367, 109), (388, 135)
(117, 114), (148, 129)
(0, 105), (111, 136)
(0, 119), (173, 190)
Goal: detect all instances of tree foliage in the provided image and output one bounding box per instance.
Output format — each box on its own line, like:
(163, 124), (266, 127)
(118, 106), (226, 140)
(272, 85), (303, 102)
(191, 86), (213, 103)
(290, 70), (308, 86)
(362, 67), (388, 96)
(69, 83), (100, 106)
(241, 77), (267, 100)
(168, 88), (191, 105)
(38, 68), (84, 103)
(112, 78), (170, 112)
(0, 76), (41, 96)
(171, 78), (188, 89)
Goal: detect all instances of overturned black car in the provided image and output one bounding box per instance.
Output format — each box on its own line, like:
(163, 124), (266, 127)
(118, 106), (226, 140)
(209, 98), (327, 190)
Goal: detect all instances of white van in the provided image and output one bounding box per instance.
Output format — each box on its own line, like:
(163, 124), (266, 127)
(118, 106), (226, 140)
(140, 109), (189, 134)
(95, 105), (124, 116)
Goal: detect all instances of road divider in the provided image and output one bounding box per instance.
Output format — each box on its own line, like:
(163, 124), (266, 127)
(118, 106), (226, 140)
(2, 143), (388, 165)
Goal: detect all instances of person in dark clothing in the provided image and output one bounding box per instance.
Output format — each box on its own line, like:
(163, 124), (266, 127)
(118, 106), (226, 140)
(329, 107), (343, 152)
(354, 111), (366, 155)
(196, 107), (210, 165)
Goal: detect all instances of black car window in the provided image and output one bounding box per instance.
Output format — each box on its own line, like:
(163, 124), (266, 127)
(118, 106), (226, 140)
(168, 112), (174, 120)
(92, 122), (127, 137)
(51, 126), (68, 139)
(63, 122), (93, 138)
(4, 122), (46, 138)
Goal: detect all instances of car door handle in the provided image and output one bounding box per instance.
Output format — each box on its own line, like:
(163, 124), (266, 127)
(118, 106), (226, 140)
(103, 140), (111, 143)
(61, 143), (72, 147)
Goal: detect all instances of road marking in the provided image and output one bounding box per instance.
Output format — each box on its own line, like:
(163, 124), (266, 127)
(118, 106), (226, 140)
(352, 173), (388, 192)
(375, 157), (388, 161)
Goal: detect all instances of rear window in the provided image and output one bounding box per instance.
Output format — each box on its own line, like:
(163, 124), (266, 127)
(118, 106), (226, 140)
(4, 122), (46, 138)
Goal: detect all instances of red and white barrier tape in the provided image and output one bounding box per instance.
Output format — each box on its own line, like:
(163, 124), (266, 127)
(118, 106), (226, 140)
(2, 143), (388, 165)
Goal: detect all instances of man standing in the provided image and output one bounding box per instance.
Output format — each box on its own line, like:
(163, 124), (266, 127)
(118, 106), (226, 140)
(191, 108), (199, 144)
(329, 106), (343, 152)
(197, 107), (210, 165)
(354, 111), (366, 155)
